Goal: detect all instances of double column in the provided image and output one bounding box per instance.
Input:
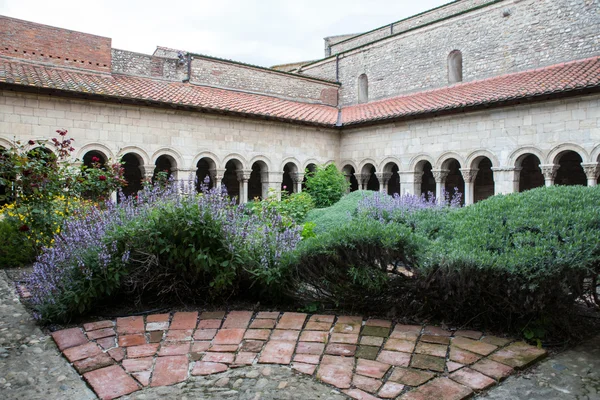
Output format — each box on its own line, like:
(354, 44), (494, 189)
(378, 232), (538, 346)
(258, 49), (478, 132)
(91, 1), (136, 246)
(375, 172), (392, 194)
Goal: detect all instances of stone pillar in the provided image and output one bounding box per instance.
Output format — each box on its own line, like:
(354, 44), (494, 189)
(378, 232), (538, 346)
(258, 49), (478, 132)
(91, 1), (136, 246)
(375, 172), (392, 194)
(292, 172), (304, 193)
(141, 164), (155, 182)
(354, 174), (366, 190)
(209, 168), (225, 190)
(431, 169), (449, 203)
(581, 163), (600, 187)
(400, 171), (421, 196)
(236, 169), (251, 203)
(491, 167), (521, 194)
(343, 172), (353, 193)
(540, 164), (559, 187)
(175, 168), (196, 193)
(460, 168), (478, 205)
(266, 171), (283, 200)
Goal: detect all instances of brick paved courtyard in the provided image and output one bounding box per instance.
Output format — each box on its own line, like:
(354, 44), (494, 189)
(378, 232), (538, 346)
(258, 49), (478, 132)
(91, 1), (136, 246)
(51, 310), (548, 400)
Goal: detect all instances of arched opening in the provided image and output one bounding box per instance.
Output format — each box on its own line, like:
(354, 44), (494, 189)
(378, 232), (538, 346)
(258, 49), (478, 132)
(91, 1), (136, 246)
(223, 160), (241, 201)
(444, 159), (465, 205)
(364, 164), (379, 191)
(419, 161), (436, 197)
(384, 163), (400, 196)
(555, 151), (587, 186)
(83, 150), (108, 168)
(448, 50), (463, 84)
(28, 147), (57, 165)
(0, 146), (12, 206)
(282, 163), (297, 195)
(196, 158), (216, 192)
(153, 155), (175, 183)
(121, 153), (143, 197)
(518, 154), (544, 192)
(248, 161), (268, 201)
(342, 165), (359, 192)
(473, 157), (495, 203)
(302, 163), (317, 190)
(358, 73), (369, 104)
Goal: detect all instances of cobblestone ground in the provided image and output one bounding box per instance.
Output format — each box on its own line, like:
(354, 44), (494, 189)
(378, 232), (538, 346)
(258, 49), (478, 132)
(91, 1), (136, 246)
(1, 268), (598, 400)
(0, 271), (95, 399)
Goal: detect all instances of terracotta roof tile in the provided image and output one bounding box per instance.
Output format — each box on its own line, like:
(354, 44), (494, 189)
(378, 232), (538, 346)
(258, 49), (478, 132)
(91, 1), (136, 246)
(342, 56), (600, 125)
(1, 56), (599, 127)
(0, 57), (338, 126)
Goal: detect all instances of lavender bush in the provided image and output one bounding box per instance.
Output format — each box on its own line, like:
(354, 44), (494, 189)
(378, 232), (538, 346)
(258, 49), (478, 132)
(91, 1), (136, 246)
(27, 178), (302, 322)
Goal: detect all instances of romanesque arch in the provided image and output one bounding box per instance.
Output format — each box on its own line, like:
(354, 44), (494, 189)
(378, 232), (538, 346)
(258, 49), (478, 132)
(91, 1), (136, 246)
(153, 154), (177, 182)
(382, 161), (400, 195)
(554, 150), (587, 186)
(302, 162), (318, 191)
(121, 152), (144, 197)
(196, 156), (217, 191)
(415, 160), (436, 198)
(77, 143), (114, 164)
(282, 161), (298, 195)
(248, 160), (269, 200)
(83, 150), (108, 168)
(448, 50), (463, 84)
(342, 164), (359, 192)
(223, 158), (243, 202)
(516, 153), (544, 192)
(469, 156), (495, 203)
(442, 158), (464, 204)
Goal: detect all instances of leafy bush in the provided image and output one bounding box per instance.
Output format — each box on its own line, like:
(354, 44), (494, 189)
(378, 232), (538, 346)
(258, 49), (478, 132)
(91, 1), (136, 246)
(0, 216), (36, 268)
(287, 186), (600, 332)
(285, 216), (418, 306)
(247, 189), (315, 224)
(26, 182), (302, 322)
(304, 164), (350, 208)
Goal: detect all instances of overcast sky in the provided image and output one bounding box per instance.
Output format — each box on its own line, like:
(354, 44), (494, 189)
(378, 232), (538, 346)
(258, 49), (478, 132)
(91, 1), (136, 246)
(0, 0), (449, 67)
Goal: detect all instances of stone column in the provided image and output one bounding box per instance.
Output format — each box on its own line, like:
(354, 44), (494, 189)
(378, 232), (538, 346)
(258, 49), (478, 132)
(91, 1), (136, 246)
(141, 164), (155, 182)
(175, 168), (196, 193)
(343, 172), (353, 193)
(375, 172), (392, 194)
(292, 172), (304, 193)
(581, 163), (600, 187)
(354, 174), (366, 190)
(540, 164), (558, 187)
(460, 168), (478, 205)
(209, 168), (225, 190)
(400, 171), (421, 196)
(236, 169), (251, 203)
(266, 171), (283, 200)
(431, 169), (449, 203)
(491, 167), (521, 194)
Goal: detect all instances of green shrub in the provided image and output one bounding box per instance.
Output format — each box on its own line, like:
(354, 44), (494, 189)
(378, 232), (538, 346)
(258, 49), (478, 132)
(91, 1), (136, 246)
(0, 216), (36, 268)
(304, 164), (350, 208)
(285, 216), (419, 306)
(305, 190), (375, 234)
(247, 190), (315, 224)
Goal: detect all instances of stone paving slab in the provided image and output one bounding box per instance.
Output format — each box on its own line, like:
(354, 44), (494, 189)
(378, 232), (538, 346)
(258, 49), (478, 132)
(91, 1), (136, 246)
(48, 309), (550, 399)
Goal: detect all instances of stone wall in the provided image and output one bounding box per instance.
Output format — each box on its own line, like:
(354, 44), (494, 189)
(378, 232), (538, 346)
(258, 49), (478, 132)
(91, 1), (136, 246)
(111, 49), (187, 81)
(0, 90), (340, 178)
(189, 56), (339, 106)
(0, 15), (112, 73)
(302, 0), (600, 106)
(339, 93), (600, 194)
(327, 0), (496, 55)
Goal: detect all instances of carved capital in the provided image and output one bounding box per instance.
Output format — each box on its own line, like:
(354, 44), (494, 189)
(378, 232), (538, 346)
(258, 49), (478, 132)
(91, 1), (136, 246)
(291, 172), (305, 184)
(141, 164), (155, 179)
(236, 169), (252, 182)
(209, 168), (226, 180)
(539, 164), (559, 180)
(431, 169), (450, 183)
(581, 162), (600, 180)
(460, 168), (479, 183)
(375, 171), (393, 184)
(354, 173), (367, 185)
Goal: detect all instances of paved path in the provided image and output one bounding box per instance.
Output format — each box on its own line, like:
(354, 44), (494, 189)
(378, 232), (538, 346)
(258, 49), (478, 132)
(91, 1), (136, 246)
(1, 269), (598, 400)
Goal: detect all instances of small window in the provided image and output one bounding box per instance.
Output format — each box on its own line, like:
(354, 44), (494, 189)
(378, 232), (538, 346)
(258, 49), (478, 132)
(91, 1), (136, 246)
(358, 73), (368, 104)
(448, 50), (463, 83)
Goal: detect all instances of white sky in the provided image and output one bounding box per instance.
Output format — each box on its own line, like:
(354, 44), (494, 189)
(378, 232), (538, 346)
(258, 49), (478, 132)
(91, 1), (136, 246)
(0, 0), (449, 67)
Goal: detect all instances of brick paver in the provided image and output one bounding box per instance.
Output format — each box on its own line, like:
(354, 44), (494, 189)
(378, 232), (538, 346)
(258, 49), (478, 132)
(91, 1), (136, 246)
(53, 310), (549, 399)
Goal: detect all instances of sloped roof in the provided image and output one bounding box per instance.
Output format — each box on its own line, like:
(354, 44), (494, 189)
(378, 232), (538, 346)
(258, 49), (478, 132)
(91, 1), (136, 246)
(1, 55), (599, 128)
(342, 56), (600, 125)
(0, 57), (339, 126)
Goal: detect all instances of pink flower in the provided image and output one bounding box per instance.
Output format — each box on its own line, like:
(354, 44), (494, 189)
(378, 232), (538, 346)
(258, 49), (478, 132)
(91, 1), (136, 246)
(91, 156), (100, 163)
(98, 175), (107, 181)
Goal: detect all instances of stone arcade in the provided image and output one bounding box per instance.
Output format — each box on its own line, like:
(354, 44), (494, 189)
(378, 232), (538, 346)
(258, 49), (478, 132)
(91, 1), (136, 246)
(1, 0), (599, 205)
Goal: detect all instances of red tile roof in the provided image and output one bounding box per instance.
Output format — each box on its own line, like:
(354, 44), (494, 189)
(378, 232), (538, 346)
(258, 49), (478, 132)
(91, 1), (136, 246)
(342, 56), (600, 125)
(0, 57), (339, 126)
(1, 55), (599, 128)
